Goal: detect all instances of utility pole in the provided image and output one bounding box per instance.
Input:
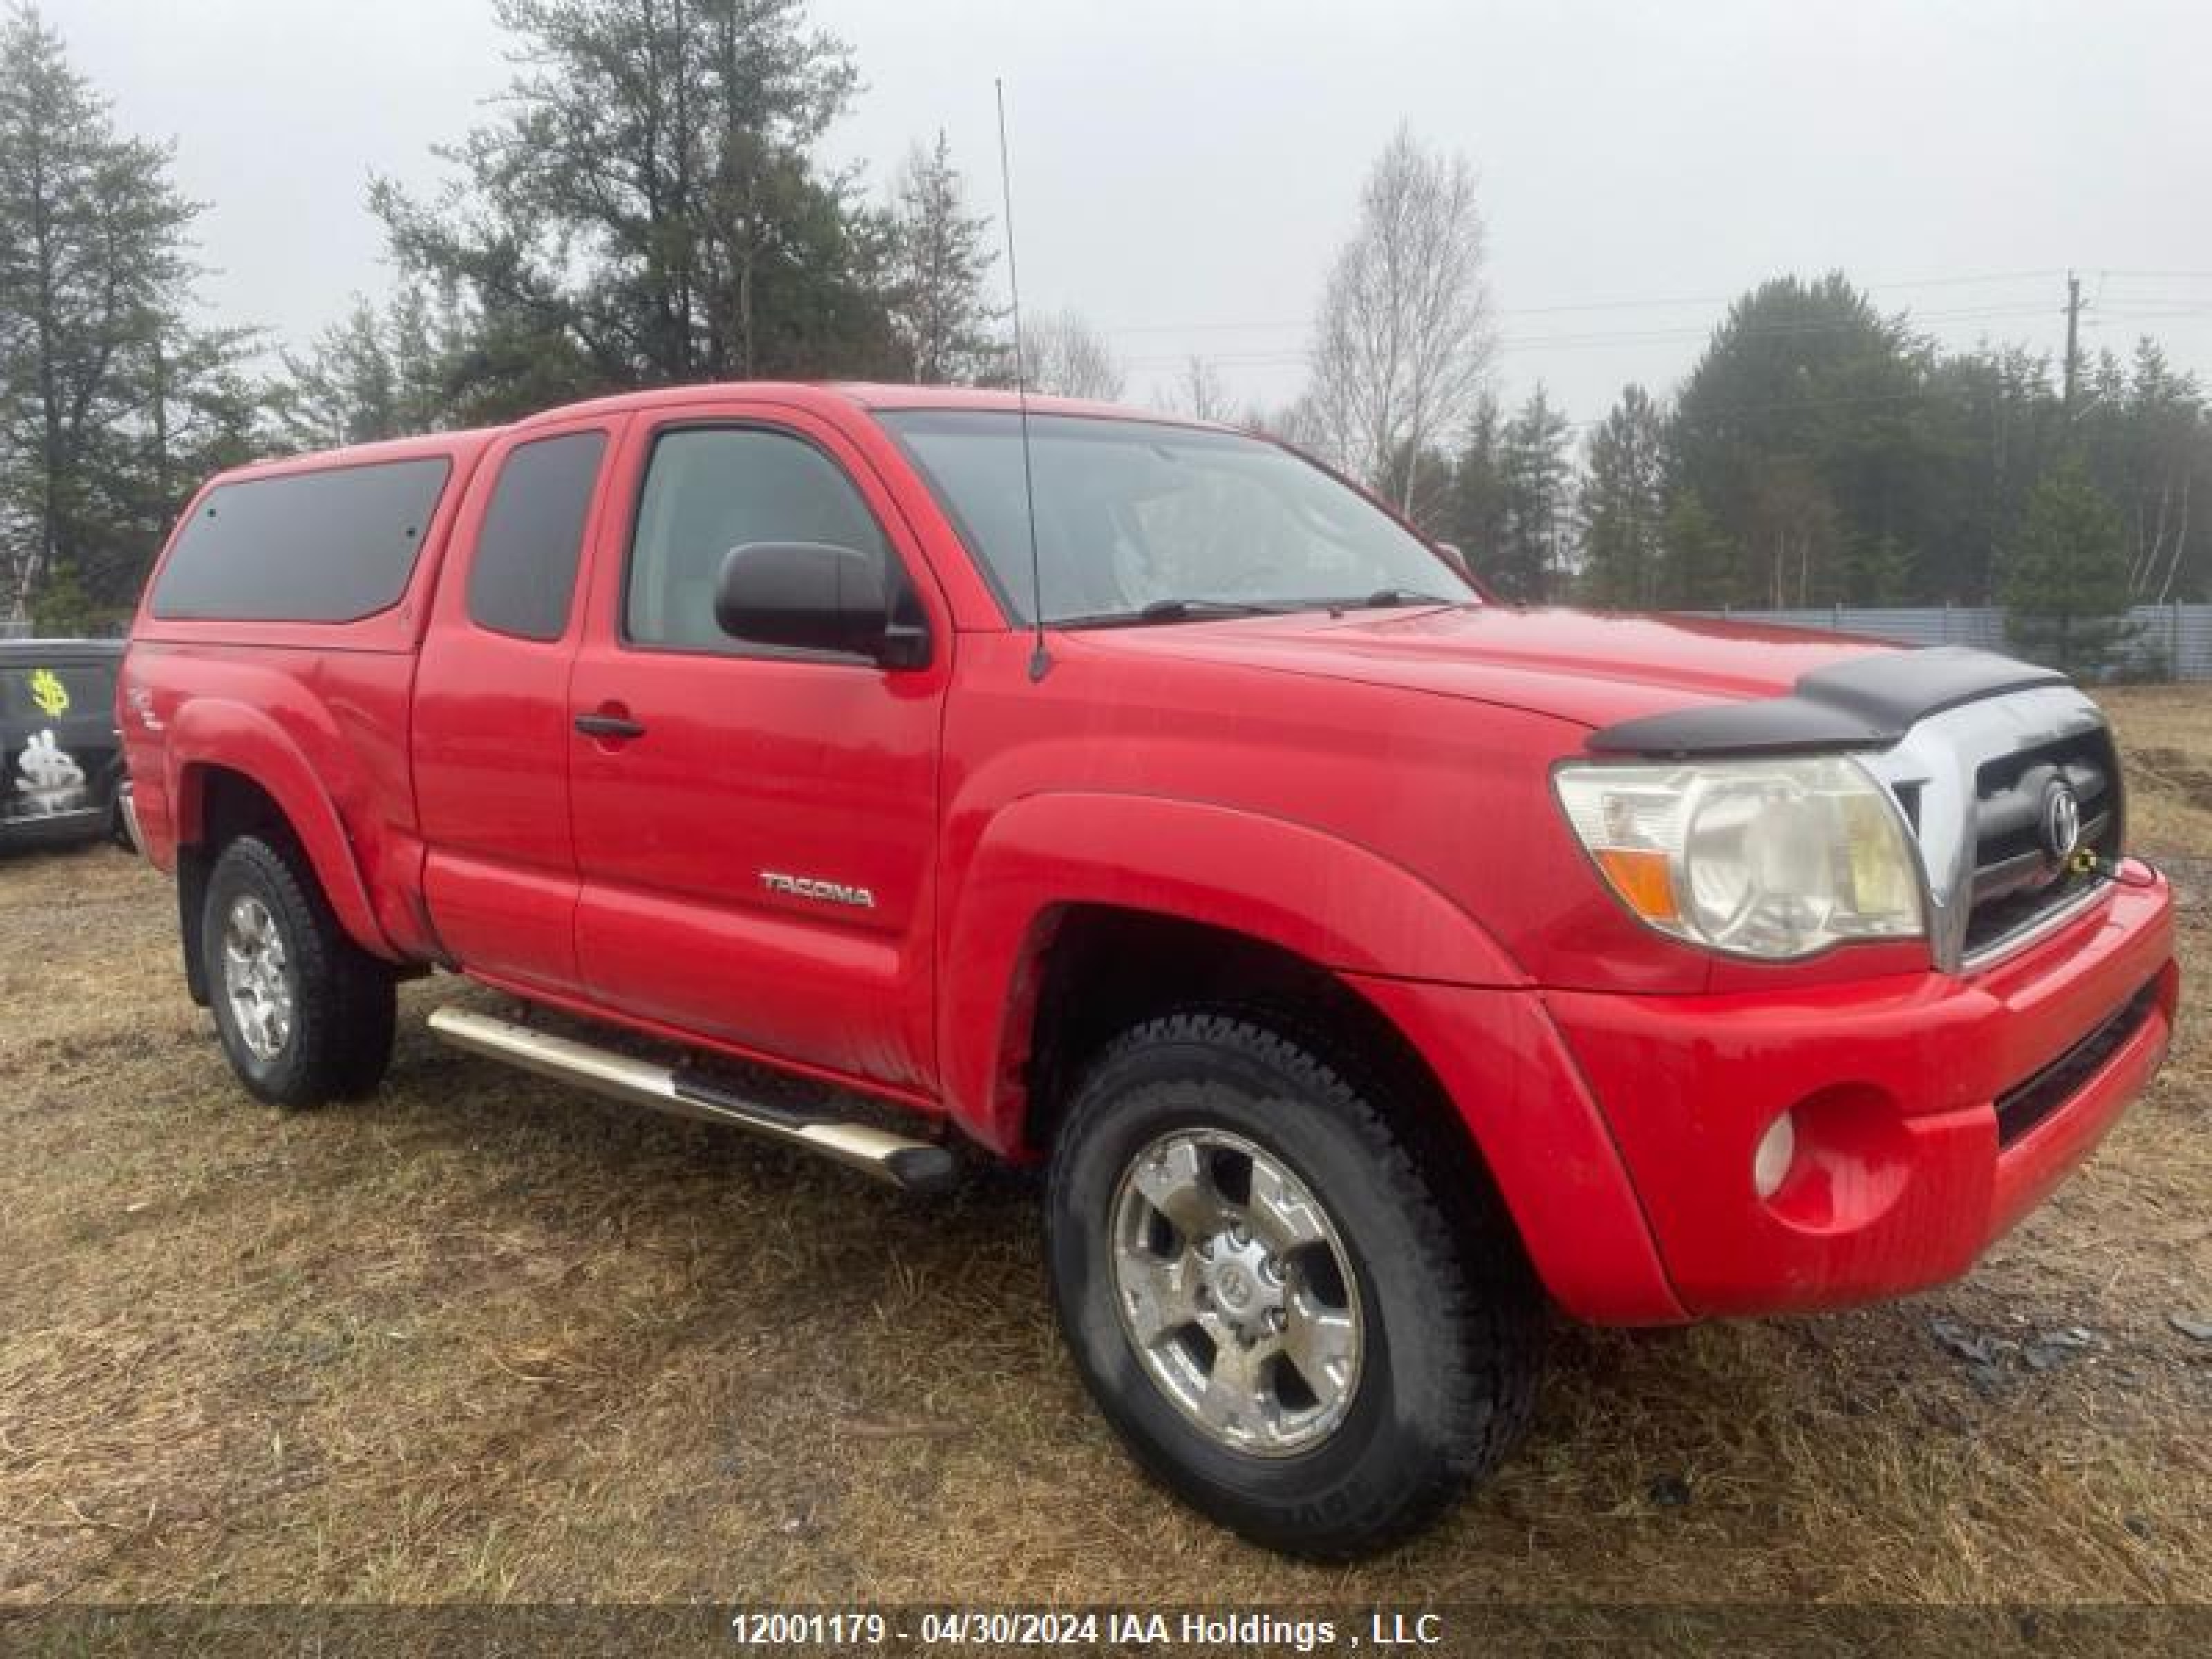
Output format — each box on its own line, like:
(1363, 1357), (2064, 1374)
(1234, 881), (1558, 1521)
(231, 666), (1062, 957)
(2062, 271), (2083, 424)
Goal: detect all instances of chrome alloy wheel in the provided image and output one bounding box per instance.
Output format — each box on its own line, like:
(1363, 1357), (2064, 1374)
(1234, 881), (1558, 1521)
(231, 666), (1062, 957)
(221, 893), (295, 1061)
(1108, 1128), (1365, 1456)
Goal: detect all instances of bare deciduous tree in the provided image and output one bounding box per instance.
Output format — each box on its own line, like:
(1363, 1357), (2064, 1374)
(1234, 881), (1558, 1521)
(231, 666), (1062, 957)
(1165, 355), (1236, 422)
(1243, 395), (1329, 452)
(1306, 126), (1493, 508)
(1020, 308), (1125, 402)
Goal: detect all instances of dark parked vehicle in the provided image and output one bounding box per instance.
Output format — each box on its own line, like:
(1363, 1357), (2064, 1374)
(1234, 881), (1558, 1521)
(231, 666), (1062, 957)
(1, 639), (129, 852)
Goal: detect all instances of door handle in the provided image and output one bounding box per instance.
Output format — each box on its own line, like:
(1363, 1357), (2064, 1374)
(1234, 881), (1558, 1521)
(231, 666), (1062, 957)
(574, 711), (647, 740)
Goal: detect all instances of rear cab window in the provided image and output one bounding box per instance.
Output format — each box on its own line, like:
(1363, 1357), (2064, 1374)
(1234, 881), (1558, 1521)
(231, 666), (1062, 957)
(149, 457), (453, 624)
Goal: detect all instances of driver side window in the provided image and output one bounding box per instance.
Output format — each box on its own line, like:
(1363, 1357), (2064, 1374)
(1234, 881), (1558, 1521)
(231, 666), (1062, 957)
(626, 427), (892, 650)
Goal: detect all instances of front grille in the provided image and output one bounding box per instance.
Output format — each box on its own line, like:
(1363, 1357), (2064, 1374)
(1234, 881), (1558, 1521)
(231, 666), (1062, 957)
(1960, 726), (2123, 959)
(1994, 977), (2162, 1147)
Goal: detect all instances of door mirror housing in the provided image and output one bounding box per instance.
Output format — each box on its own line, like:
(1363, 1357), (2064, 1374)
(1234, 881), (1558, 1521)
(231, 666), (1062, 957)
(1434, 541), (1471, 579)
(713, 541), (928, 668)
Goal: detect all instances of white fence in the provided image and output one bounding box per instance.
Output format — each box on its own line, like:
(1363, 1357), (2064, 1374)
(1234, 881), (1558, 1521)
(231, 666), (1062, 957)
(1685, 603), (2212, 682)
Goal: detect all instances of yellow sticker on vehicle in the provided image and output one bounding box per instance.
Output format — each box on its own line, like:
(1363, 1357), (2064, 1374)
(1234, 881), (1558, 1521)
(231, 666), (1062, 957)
(28, 668), (70, 718)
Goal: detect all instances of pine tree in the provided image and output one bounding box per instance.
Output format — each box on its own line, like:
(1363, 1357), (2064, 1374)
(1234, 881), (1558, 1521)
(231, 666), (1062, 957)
(370, 0), (898, 420)
(1657, 489), (1739, 609)
(2000, 460), (2135, 677)
(1437, 396), (1508, 583)
(276, 287), (465, 450)
(1578, 384), (1667, 608)
(1492, 386), (1571, 601)
(2076, 339), (2205, 605)
(0, 3), (254, 625)
(1669, 272), (1931, 605)
(883, 131), (1001, 384)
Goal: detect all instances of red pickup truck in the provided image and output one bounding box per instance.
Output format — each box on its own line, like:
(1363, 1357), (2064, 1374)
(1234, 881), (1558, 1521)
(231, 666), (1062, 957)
(120, 382), (2177, 1557)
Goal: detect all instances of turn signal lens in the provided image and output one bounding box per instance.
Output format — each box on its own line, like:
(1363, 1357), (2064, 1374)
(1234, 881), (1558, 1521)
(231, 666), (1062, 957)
(1594, 847), (1679, 924)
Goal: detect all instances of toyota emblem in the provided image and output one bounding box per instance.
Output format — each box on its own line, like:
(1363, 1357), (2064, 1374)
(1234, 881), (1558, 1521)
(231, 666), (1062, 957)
(2041, 780), (2083, 863)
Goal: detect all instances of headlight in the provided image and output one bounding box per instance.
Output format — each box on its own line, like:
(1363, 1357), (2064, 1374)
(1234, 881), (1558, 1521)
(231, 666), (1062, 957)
(1553, 755), (1924, 960)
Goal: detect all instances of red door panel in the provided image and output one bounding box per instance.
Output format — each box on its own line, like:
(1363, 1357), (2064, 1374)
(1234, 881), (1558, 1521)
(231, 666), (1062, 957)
(413, 419), (621, 995)
(567, 405), (949, 1094)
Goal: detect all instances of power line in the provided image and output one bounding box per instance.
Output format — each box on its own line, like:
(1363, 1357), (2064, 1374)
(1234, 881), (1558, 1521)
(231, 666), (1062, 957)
(1094, 267), (2068, 341)
(1117, 299), (2072, 372)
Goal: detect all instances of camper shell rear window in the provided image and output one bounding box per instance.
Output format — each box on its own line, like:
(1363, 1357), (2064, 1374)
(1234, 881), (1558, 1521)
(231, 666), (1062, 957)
(150, 457), (452, 623)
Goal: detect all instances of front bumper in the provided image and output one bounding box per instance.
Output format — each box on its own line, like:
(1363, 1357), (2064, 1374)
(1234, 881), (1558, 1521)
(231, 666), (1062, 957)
(1546, 867), (2177, 1319)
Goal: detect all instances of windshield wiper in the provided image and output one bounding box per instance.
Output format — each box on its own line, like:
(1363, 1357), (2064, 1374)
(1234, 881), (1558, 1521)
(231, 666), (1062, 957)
(1056, 598), (1290, 629)
(1351, 587), (1464, 609)
(1056, 591), (1463, 630)
(1138, 597), (1291, 621)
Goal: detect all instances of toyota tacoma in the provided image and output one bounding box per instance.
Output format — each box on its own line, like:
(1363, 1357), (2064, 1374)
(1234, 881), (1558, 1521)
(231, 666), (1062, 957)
(119, 383), (2177, 1557)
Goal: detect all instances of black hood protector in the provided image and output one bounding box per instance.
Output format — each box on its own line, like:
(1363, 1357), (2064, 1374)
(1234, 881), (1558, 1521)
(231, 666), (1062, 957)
(1586, 645), (2070, 758)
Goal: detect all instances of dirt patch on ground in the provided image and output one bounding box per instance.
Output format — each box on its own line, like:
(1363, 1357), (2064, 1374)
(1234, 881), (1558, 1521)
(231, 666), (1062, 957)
(2130, 748), (2212, 815)
(0, 689), (2206, 1610)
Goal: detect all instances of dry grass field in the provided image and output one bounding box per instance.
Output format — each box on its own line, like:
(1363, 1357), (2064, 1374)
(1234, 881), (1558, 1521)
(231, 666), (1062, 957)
(0, 688), (2206, 1622)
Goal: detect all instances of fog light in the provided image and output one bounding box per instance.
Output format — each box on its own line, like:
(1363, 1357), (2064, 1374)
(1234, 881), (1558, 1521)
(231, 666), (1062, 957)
(1752, 1112), (1797, 1200)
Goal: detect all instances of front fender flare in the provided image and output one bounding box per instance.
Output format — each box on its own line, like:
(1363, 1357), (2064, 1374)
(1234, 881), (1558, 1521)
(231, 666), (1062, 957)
(939, 791), (1528, 1155)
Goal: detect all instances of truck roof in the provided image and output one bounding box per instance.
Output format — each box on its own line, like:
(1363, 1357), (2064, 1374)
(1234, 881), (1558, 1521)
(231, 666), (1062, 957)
(198, 384), (1224, 491)
(505, 380), (1215, 431)
(198, 426), (506, 493)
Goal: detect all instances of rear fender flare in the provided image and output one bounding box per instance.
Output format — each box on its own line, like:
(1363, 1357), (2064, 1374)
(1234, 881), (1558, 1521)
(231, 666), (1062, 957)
(165, 699), (397, 962)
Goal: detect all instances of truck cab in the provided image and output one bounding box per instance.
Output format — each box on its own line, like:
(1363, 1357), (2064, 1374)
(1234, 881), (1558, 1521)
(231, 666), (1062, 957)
(120, 383), (2178, 1558)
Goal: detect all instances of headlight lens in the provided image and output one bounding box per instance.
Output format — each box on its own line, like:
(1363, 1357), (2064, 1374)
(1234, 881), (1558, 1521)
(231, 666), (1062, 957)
(1553, 756), (1924, 959)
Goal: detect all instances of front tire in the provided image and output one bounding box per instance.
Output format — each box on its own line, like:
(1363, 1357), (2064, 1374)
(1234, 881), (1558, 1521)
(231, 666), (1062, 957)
(201, 835), (396, 1108)
(1045, 1011), (1543, 1559)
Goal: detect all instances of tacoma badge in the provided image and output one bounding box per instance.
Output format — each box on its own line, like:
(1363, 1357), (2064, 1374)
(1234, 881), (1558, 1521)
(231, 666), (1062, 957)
(760, 870), (877, 910)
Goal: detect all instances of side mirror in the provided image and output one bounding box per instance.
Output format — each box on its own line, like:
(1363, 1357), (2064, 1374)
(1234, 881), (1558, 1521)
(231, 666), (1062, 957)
(713, 541), (928, 668)
(1434, 541), (1471, 579)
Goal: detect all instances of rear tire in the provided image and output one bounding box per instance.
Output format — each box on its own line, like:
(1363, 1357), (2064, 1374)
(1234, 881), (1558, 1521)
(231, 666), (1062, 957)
(201, 834), (396, 1108)
(1044, 1011), (1543, 1559)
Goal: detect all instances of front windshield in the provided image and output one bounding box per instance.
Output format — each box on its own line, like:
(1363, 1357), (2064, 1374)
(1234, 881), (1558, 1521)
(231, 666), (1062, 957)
(879, 410), (1477, 626)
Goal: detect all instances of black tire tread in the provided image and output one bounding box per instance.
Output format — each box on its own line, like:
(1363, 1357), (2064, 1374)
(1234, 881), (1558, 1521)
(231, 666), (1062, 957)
(203, 834), (396, 1108)
(1048, 1008), (1541, 1558)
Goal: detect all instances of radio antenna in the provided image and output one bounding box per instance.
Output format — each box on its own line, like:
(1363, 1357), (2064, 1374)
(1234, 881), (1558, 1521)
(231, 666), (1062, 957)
(995, 78), (1051, 682)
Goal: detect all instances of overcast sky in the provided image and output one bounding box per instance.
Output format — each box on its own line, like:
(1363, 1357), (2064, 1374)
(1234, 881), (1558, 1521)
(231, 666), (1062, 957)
(37, 0), (2212, 431)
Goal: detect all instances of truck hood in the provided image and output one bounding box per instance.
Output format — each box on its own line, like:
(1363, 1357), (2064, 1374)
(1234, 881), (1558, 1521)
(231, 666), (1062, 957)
(1067, 603), (1891, 733)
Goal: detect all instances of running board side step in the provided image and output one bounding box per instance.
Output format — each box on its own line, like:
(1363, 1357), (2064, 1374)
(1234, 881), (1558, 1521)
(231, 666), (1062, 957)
(427, 1007), (959, 1195)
